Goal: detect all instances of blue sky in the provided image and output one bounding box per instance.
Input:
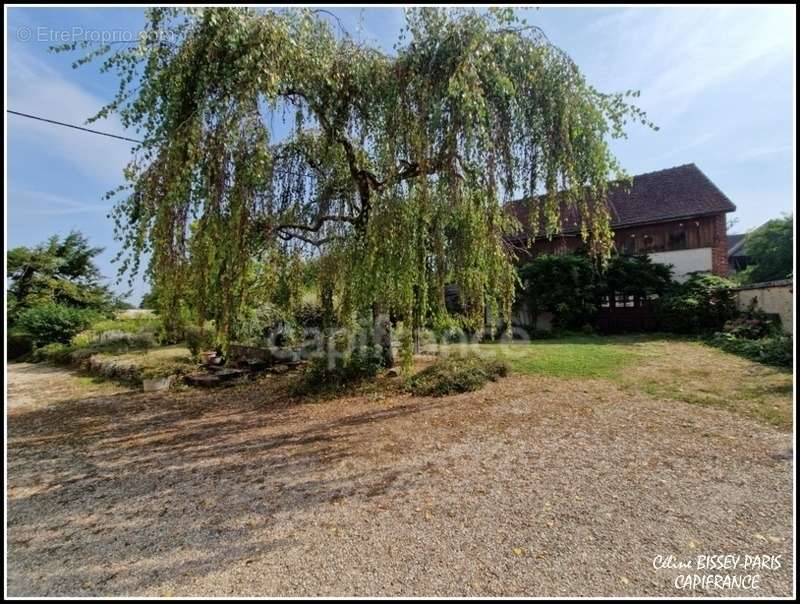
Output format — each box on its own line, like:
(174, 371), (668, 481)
(6, 6), (795, 304)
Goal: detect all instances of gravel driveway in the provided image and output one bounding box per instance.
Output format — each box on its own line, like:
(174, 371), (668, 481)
(6, 362), (794, 596)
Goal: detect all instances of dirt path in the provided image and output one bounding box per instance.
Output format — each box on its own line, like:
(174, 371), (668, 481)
(7, 362), (131, 411)
(6, 362), (794, 597)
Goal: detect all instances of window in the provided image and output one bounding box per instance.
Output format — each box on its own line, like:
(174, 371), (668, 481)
(615, 293), (636, 308)
(620, 235), (636, 255)
(669, 231), (687, 250)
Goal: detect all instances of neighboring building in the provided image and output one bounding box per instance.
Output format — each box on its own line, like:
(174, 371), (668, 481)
(506, 163), (737, 282)
(727, 230), (757, 274)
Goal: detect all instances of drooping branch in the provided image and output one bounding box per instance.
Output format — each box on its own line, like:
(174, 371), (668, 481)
(65, 6), (655, 349)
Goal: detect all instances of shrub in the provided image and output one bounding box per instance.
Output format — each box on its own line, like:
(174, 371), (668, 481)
(7, 332), (34, 360)
(72, 328), (157, 352)
(407, 354), (509, 397)
(32, 342), (75, 364)
(710, 333), (792, 368)
(17, 304), (100, 346)
(301, 341), (384, 392)
(657, 274), (737, 334)
(517, 252), (673, 330)
(185, 324), (215, 360)
(294, 301), (325, 329)
(517, 253), (597, 329)
(234, 302), (295, 345)
(721, 300), (781, 340)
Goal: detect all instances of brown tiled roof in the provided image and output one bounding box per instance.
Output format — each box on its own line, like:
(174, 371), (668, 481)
(507, 163), (736, 235)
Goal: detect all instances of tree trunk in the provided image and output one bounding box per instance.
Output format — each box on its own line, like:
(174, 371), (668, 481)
(372, 303), (394, 368)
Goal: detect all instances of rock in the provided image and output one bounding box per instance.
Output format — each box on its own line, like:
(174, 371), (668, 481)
(142, 376), (174, 392)
(387, 368), (401, 378)
(214, 368), (249, 382)
(184, 373), (222, 387)
(243, 358), (270, 371)
(271, 364), (290, 374)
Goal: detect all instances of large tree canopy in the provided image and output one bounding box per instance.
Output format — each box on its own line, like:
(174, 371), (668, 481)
(63, 7), (653, 355)
(7, 231), (116, 323)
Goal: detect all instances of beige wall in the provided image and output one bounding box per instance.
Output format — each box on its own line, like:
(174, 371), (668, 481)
(649, 247), (713, 282)
(734, 280), (794, 335)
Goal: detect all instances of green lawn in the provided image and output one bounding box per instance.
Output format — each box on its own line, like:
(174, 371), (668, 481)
(444, 334), (659, 379)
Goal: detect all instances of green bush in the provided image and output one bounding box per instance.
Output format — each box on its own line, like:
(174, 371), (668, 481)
(17, 304), (101, 346)
(302, 343), (383, 391)
(185, 324), (215, 360)
(79, 314), (161, 336)
(71, 314), (160, 352)
(517, 253), (597, 329)
(7, 331), (34, 360)
(408, 354), (509, 396)
(32, 342), (75, 364)
(721, 300), (780, 340)
(294, 301), (325, 329)
(234, 302), (295, 345)
(657, 274), (737, 334)
(710, 333), (792, 368)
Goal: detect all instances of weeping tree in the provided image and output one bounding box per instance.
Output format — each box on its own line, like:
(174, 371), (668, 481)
(62, 7), (654, 364)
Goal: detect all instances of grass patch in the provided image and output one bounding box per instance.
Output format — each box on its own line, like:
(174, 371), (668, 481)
(87, 345), (195, 384)
(408, 354), (508, 396)
(442, 334), (653, 379)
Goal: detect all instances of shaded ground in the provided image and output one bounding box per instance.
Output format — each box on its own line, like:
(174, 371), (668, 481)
(6, 339), (795, 597)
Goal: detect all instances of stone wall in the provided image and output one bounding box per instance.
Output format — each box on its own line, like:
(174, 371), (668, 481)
(734, 279), (793, 334)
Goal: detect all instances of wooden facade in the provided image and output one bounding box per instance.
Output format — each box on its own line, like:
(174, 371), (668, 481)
(518, 213), (729, 276)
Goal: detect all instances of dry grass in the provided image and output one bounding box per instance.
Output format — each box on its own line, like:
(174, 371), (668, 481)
(442, 335), (793, 430)
(614, 339), (793, 430)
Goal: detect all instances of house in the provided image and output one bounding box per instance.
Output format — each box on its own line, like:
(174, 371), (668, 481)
(506, 163), (737, 282)
(727, 233), (749, 272)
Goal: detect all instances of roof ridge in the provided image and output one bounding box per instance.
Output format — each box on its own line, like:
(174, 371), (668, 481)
(624, 163), (697, 180)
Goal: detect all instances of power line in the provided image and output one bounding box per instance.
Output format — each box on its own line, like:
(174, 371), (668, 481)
(7, 109), (142, 144)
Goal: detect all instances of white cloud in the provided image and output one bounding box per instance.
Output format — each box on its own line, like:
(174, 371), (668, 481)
(736, 144), (793, 162)
(582, 6), (795, 123)
(7, 47), (135, 188)
(11, 189), (109, 215)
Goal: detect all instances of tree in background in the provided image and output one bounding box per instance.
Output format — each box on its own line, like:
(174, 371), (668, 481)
(6, 231), (124, 348)
(737, 215), (793, 284)
(139, 289), (160, 310)
(7, 231), (116, 324)
(64, 7), (654, 364)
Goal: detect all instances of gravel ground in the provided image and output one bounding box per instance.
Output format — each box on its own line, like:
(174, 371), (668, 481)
(6, 361), (794, 597)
